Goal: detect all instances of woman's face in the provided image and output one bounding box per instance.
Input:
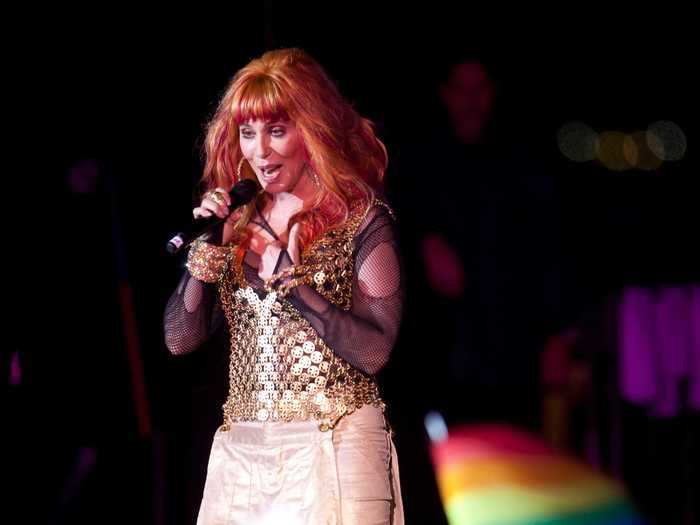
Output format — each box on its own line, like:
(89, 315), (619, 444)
(238, 118), (308, 193)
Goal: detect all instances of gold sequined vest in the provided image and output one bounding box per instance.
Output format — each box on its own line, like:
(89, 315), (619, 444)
(186, 202), (385, 431)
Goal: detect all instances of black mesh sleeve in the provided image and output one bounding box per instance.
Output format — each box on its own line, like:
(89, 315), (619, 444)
(285, 205), (404, 375)
(163, 225), (225, 355)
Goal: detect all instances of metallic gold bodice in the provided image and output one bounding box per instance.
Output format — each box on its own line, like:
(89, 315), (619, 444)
(186, 202), (385, 431)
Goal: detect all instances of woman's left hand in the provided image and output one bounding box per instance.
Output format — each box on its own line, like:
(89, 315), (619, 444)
(287, 223), (301, 265)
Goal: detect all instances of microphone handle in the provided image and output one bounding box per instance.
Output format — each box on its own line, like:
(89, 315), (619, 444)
(166, 215), (226, 254)
(166, 179), (259, 255)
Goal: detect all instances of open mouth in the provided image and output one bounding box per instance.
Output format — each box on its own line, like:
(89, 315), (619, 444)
(260, 164), (282, 177)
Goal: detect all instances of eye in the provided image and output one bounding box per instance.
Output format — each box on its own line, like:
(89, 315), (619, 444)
(270, 127), (286, 137)
(240, 128), (254, 139)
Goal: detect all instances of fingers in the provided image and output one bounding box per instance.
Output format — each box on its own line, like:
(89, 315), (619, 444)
(193, 206), (213, 219)
(206, 199), (230, 219)
(194, 188), (231, 219)
(287, 223), (301, 264)
(212, 187), (232, 207)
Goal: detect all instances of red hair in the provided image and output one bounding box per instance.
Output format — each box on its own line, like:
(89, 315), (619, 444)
(201, 48), (388, 250)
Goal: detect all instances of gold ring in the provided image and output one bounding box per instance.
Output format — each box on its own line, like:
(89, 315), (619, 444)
(206, 190), (226, 206)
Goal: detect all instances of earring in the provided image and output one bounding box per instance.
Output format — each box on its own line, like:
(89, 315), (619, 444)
(236, 157), (246, 180)
(308, 165), (321, 187)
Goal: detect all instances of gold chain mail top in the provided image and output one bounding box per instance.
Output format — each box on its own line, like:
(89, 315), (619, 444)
(164, 199), (402, 432)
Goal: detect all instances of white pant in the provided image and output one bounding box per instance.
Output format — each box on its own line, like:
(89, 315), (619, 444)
(196, 405), (404, 524)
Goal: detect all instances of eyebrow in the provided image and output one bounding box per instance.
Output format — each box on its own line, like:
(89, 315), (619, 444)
(239, 120), (287, 129)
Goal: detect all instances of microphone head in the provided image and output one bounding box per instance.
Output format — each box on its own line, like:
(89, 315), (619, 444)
(231, 178), (260, 204)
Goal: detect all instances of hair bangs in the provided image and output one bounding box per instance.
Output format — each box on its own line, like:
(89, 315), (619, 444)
(232, 75), (289, 125)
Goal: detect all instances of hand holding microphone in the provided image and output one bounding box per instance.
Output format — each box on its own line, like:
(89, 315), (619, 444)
(194, 187), (234, 220)
(166, 179), (259, 254)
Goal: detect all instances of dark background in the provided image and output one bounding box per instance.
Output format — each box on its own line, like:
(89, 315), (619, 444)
(6, 5), (697, 524)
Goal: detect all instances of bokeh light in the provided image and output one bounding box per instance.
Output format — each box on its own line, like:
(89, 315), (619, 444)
(624, 131), (663, 170)
(647, 120), (686, 161)
(598, 131), (632, 171)
(557, 121), (600, 162)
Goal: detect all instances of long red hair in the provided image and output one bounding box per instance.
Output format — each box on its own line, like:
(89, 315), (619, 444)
(201, 48), (388, 250)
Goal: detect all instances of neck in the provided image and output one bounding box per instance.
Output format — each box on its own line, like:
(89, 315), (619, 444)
(270, 169), (316, 216)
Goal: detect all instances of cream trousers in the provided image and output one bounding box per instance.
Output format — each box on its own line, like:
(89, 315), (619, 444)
(196, 405), (404, 524)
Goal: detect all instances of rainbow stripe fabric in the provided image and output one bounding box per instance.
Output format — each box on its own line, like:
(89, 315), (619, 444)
(429, 424), (644, 525)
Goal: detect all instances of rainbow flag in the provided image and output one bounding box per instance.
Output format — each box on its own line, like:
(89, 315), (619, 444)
(429, 424), (644, 525)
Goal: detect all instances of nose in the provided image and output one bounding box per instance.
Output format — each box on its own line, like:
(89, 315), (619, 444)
(254, 134), (271, 159)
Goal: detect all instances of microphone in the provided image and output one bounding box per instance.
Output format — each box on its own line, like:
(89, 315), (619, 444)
(166, 179), (259, 254)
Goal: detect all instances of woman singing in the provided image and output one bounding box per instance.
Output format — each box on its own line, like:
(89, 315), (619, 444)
(164, 47), (404, 524)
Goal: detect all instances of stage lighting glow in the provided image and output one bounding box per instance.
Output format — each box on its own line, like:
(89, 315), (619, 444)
(425, 410), (449, 443)
(598, 131), (632, 171)
(647, 120), (686, 161)
(557, 121), (600, 162)
(428, 424), (644, 525)
(624, 131), (663, 170)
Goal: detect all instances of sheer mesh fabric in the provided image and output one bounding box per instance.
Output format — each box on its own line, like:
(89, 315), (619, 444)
(163, 273), (226, 356)
(163, 226), (225, 356)
(163, 204), (403, 375)
(285, 206), (402, 374)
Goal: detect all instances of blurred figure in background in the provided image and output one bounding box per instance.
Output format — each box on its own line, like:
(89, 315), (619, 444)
(395, 55), (563, 431)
